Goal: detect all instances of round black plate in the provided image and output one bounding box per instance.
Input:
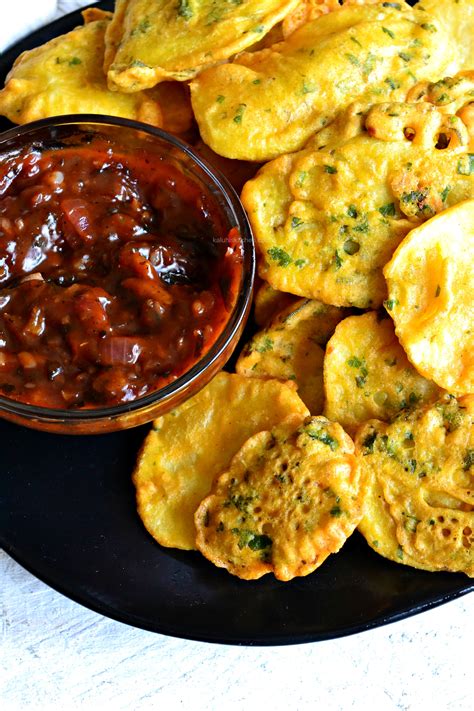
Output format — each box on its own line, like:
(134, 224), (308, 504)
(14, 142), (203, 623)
(0, 2), (472, 646)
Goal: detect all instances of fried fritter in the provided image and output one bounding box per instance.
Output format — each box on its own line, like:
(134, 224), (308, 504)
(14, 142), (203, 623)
(384, 200), (474, 395)
(133, 372), (309, 550)
(356, 395), (474, 576)
(191, 3), (458, 161)
(242, 112), (474, 307)
(0, 14), (193, 134)
(195, 415), (364, 580)
(324, 312), (442, 435)
(237, 298), (346, 414)
(105, 0), (300, 92)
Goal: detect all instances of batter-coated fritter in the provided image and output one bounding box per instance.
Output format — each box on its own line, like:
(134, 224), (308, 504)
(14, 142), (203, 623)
(324, 312), (442, 435)
(356, 395), (474, 576)
(133, 373), (309, 550)
(105, 0), (299, 92)
(0, 13), (193, 133)
(195, 415), (364, 580)
(237, 298), (346, 414)
(384, 200), (474, 395)
(191, 3), (457, 161)
(420, 0), (474, 73)
(242, 115), (474, 307)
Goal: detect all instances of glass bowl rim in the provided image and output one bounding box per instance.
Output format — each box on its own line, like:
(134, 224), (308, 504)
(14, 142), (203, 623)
(0, 114), (255, 422)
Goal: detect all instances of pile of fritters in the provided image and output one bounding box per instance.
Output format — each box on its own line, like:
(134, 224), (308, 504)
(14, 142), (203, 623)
(2, 0), (473, 580)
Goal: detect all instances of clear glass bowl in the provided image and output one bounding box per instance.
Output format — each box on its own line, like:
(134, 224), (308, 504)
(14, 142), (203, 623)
(0, 115), (255, 434)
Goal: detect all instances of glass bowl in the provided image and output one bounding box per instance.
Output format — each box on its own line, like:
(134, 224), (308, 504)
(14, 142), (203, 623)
(0, 115), (255, 434)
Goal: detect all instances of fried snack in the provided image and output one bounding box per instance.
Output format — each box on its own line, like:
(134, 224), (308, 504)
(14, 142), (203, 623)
(190, 3), (457, 161)
(105, 0), (300, 92)
(195, 415), (364, 580)
(384, 200), (474, 395)
(237, 299), (346, 413)
(324, 312), (442, 435)
(254, 281), (298, 327)
(0, 15), (193, 134)
(356, 395), (474, 576)
(242, 115), (474, 307)
(133, 372), (309, 550)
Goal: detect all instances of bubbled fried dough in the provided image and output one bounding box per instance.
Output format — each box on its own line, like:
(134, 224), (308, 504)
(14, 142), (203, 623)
(195, 416), (365, 580)
(356, 395), (474, 576)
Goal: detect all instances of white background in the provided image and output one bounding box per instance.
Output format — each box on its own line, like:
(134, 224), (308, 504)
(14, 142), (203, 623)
(0, 2), (473, 709)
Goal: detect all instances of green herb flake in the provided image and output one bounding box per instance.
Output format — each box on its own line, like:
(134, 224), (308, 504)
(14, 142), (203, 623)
(440, 185), (451, 202)
(305, 427), (339, 451)
(350, 36), (362, 47)
(294, 259), (306, 268)
(233, 104), (247, 124)
(255, 337), (274, 353)
(248, 533), (272, 551)
(421, 23), (437, 32)
(385, 77), (400, 91)
(378, 202), (396, 217)
(384, 298), (399, 311)
(457, 154), (474, 176)
(295, 171), (307, 188)
(252, 78), (261, 85)
(216, 94), (225, 103)
(177, 0), (193, 20)
(373, 540), (379, 548)
(463, 449), (474, 471)
(398, 52), (412, 62)
(347, 204), (358, 218)
(345, 53), (360, 67)
(383, 1), (401, 8)
(334, 250), (343, 270)
(347, 356), (363, 368)
(324, 165), (337, 174)
(267, 247), (292, 267)
(291, 216), (304, 229)
(362, 52), (377, 77)
(382, 27), (395, 39)
(396, 545), (404, 560)
(330, 505), (343, 518)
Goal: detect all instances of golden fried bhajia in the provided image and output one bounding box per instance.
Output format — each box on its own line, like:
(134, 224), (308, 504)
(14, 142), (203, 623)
(253, 281), (298, 327)
(105, 0), (300, 92)
(237, 298), (346, 414)
(133, 372), (309, 550)
(0, 14), (193, 134)
(356, 395), (474, 576)
(190, 3), (458, 161)
(324, 312), (442, 435)
(242, 115), (474, 308)
(195, 415), (364, 580)
(383, 200), (474, 396)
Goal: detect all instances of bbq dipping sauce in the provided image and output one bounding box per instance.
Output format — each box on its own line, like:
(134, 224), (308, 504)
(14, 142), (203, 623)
(0, 117), (254, 433)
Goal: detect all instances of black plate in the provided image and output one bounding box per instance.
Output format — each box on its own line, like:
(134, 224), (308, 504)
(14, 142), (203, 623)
(0, 2), (472, 646)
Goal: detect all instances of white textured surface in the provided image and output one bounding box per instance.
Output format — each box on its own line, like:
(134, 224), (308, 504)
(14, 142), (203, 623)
(1, 2), (473, 708)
